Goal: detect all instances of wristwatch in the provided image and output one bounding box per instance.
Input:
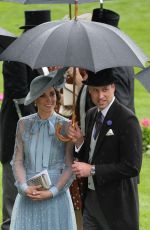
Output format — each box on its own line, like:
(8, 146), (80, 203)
(90, 165), (96, 176)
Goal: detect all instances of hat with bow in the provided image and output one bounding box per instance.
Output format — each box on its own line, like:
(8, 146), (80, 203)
(24, 67), (67, 105)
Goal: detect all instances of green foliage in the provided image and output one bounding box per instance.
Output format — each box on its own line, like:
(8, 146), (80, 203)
(134, 80), (150, 120)
(0, 165), (2, 221)
(142, 127), (150, 152)
(140, 118), (150, 152)
(139, 152), (150, 229)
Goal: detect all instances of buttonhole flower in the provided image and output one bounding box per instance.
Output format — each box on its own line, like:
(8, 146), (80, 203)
(106, 120), (112, 126)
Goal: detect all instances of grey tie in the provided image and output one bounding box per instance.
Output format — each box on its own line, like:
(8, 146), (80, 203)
(93, 111), (103, 140)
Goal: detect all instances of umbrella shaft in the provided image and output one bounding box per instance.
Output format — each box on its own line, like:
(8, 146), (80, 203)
(72, 67), (76, 126)
(69, 4), (72, 19)
(100, 0), (103, 9)
(74, 0), (78, 20)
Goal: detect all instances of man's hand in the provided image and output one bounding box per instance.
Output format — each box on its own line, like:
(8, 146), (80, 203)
(72, 161), (92, 178)
(67, 122), (84, 148)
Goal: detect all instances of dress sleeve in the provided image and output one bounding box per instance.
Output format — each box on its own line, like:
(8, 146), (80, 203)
(49, 141), (74, 197)
(12, 119), (28, 195)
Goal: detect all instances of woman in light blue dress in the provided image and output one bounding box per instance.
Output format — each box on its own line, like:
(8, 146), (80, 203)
(10, 68), (77, 230)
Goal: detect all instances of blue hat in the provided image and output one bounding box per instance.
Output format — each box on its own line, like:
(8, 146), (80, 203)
(24, 67), (67, 105)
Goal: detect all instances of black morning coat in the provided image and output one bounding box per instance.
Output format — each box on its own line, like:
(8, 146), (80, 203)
(0, 61), (43, 164)
(77, 99), (142, 230)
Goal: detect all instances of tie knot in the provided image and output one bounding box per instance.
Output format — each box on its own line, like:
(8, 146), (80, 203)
(96, 111), (102, 122)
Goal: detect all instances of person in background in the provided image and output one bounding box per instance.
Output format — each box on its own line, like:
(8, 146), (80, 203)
(68, 68), (142, 230)
(0, 10), (51, 230)
(10, 68), (77, 230)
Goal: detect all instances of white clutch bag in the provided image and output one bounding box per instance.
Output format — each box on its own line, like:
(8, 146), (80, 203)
(27, 169), (52, 190)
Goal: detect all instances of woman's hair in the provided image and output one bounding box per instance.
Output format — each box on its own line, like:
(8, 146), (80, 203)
(54, 88), (61, 102)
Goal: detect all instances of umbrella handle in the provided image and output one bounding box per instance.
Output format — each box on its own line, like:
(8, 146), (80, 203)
(55, 122), (72, 142)
(55, 67), (77, 142)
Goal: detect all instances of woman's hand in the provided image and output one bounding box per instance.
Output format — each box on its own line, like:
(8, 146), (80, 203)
(25, 186), (53, 201)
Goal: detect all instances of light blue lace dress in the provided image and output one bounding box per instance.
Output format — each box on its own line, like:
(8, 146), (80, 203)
(10, 112), (77, 230)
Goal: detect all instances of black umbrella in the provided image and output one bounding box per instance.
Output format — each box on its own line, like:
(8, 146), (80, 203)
(1, 20), (148, 71)
(135, 66), (150, 93)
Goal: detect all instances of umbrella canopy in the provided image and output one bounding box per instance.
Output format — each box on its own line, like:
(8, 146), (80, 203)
(0, 19), (149, 72)
(135, 66), (150, 93)
(0, 28), (16, 53)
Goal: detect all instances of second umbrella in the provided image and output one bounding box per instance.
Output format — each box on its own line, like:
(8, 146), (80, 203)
(135, 66), (150, 93)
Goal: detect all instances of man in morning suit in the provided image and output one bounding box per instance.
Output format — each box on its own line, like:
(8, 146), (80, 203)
(68, 68), (142, 230)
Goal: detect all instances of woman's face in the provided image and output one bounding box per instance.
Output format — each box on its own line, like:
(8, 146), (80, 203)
(36, 87), (57, 117)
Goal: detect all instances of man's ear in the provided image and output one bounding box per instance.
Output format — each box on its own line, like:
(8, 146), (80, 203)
(88, 86), (91, 95)
(112, 83), (116, 92)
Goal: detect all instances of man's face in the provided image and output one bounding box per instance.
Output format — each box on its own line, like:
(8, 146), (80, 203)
(88, 84), (115, 110)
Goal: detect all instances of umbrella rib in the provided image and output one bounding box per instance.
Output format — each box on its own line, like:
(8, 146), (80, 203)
(33, 21), (69, 68)
(64, 21), (77, 68)
(81, 22), (95, 72)
(20, 21), (67, 68)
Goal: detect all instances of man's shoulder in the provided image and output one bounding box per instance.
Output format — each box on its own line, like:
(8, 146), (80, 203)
(112, 100), (138, 125)
(87, 106), (97, 115)
(114, 99), (134, 116)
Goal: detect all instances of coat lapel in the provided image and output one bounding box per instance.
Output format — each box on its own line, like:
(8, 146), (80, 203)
(92, 100), (117, 162)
